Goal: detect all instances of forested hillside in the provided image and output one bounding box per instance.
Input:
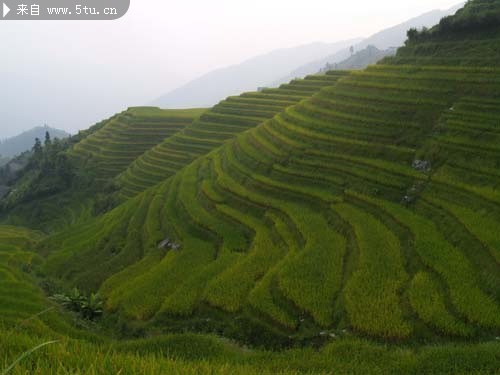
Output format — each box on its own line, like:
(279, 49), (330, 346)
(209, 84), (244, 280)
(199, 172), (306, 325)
(0, 125), (69, 159)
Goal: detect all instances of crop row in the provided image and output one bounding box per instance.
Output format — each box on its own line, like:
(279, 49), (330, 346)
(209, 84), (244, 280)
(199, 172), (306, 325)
(72, 108), (202, 180)
(348, 191), (500, 330)
(118, 74), (348, 198)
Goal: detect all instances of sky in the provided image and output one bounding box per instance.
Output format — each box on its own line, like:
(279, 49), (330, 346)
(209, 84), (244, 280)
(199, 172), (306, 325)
(0, 0), (461, 138)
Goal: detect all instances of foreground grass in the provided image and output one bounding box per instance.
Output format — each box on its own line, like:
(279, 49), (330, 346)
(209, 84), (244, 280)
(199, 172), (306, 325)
(2, 327), (500, 374)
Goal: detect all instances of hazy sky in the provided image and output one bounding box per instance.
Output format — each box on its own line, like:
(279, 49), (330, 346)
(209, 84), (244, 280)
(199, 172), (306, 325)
(1, 0), (461, 138)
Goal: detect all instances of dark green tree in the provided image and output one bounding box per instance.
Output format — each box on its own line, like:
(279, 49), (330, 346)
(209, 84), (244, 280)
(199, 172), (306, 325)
(32, 138), (43, 161)
(44, 130), (52, 147)
(407, 28), (419, 43)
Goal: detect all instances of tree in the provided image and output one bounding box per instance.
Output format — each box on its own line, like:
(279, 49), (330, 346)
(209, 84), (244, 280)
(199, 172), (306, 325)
(350, 46), (354, 55)
(44, 131), (51, 147)
(407, 28), (419, 43)
(32, 138), (43, 161)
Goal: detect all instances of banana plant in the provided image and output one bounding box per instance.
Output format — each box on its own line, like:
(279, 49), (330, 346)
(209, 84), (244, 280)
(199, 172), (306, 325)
(51, 288), (103, 320)
(81, 293), (104, 320)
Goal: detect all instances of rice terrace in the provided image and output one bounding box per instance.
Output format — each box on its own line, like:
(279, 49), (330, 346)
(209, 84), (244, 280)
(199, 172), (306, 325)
(1, 0), (500, 373)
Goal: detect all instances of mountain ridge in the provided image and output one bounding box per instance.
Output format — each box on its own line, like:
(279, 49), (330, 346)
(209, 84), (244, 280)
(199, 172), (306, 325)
(0, 125), (69, 159)
(150, 40), (361, 109)
(272, 3), (464, 85)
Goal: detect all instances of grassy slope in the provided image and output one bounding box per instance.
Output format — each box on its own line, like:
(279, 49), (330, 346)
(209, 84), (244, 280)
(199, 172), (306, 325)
(40, 63), (500, 351)
(4, 226), (498, 374)
(3, 330), (500, 374)
(117, 73), (348, 199)
(71, 107), (205, 182)
(0, 108), (204, 233)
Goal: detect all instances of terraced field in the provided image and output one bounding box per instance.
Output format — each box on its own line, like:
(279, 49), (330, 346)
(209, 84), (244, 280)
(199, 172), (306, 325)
(0, 226), (69, 339)
(4, 192), (95, 233)
(392, 38), (500, 66)
(117, 72), (349, 199)
(3, 221), (500, 374)
(71, 107), (204, 181)
(0, 227), (43, 323)
(41, 64), (500, 345)
(4, 1), (500, 373)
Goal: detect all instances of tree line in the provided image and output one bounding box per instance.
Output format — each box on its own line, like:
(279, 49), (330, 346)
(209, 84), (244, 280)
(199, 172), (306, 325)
(0, 131), (75, 209)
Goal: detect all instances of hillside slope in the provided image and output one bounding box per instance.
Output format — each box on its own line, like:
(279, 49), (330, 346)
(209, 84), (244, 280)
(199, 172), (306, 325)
(118, 72), (349, 198)
(391, 0), (500, 66)
(7, 0), (500, 372)
(44, 63), (500, 344)
(2, 221), (499, 374)
(71, 107), (205, 182)
(0, 108), (203, 232)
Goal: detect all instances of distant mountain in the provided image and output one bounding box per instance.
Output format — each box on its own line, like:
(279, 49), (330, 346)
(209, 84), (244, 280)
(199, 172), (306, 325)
(272, 4), (464, 85)
(319, 45), (397, 73)
(0, 125), (69, 159)
(150, 39), (361, 109)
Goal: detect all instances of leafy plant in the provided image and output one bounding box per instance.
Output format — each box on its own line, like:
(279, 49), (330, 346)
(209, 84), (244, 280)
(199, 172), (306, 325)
(51, 288), (104, 320)
(81, 292), (104, 320)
